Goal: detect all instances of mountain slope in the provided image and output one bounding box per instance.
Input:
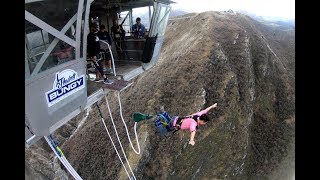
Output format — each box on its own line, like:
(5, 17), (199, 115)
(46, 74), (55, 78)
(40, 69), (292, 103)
(26, 11), (295, 180)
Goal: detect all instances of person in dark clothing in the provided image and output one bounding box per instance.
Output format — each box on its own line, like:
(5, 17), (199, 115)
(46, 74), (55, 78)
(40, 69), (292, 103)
(131, 17), (145, 57)
(111, 19), (126, 40)
(131, 17), (145, 39)
(111, 19), (128, 60)
(97, 24), (113, 75)
(87, 24), (113, 84)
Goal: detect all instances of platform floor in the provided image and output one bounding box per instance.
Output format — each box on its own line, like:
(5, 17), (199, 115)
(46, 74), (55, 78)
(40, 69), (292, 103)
(87, 60), (142, 96)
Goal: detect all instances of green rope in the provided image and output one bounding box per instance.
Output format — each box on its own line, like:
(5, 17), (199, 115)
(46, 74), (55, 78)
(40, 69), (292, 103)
(56, 146), (65, 157)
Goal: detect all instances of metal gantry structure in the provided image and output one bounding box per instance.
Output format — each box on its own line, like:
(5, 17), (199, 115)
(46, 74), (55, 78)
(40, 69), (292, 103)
(25, 0), (173, 179)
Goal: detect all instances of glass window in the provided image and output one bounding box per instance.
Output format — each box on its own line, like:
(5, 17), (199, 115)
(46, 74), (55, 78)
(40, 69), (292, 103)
(156, 6), (170, 36)
(25, 21), (76, 76)
(25, 0), (79, 31)
(25, 0), (88, 78)
(132, 6), (152, 31)
(149, 5), (170, 37)
(119, 11), (131, 35)
(26, 30), (49, 50)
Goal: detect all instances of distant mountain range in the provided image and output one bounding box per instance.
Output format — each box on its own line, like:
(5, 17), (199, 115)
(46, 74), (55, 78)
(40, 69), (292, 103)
(132, 9), (191, 28)
(236, 10), (295, 29)
(169, 8), (294, 29)
(131, 8), (294, 31)
(169, 9), (191, 17)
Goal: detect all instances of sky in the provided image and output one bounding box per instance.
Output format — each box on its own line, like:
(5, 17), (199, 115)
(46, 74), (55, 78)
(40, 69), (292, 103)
(171, 0), (295, 20)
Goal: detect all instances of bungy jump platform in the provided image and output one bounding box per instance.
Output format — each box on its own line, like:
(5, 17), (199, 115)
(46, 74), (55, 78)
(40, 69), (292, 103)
(100, 79), (133, 92)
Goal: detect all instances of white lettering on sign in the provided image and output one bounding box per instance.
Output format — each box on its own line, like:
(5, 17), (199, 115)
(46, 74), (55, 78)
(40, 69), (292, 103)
(45, 69), (85, 107)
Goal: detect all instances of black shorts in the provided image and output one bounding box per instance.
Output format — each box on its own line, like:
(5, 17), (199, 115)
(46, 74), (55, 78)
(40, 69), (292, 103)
(88, 50), (99, 58)
(100, 50), (111, 60)
(88, 52), (96, 58)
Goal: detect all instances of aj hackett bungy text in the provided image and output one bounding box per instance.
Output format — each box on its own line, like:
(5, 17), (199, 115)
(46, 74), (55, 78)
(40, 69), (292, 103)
(45, 69), (85, 107)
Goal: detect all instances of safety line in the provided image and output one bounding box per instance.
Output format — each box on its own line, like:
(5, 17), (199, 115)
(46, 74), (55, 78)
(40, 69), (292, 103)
(47, 136), (80, 180)
(116, 91), (141, 154)
(48, 135), (80, 179)
(104, 95), (137, 180)
(44, 136), (83, 180)
(96, 103), (132, 180)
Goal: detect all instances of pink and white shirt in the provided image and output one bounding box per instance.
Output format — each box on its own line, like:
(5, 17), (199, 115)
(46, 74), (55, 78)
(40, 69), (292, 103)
(173, 109), (209, 132)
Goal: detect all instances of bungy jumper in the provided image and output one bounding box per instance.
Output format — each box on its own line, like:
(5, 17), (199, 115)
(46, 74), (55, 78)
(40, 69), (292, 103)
(133, 111), (200, 136)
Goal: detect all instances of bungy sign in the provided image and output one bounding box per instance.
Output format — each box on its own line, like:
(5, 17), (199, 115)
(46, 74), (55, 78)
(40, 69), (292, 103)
(45, 69), (85, 107)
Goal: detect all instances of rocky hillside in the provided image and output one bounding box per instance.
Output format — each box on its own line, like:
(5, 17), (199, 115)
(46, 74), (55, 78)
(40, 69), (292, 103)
(25, 11), (295, 180)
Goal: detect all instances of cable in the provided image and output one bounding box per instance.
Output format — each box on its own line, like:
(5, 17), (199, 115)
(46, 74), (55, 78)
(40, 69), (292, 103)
(44, 136), (82, 180)
(25, 123), (34, 135)
(47, 136), (79, 179)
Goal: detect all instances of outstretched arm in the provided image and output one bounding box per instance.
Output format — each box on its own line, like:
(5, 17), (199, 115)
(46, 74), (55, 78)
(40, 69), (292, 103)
(189, 131), (196, 146)
(185, 103), (218, 118)
(189, 103), (218, 117)
(204, 103), (218, 113)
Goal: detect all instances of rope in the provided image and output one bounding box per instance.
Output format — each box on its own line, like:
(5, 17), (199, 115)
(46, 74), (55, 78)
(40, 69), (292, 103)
(95, 103), (132, 180)
(116, 91), (141, 154)
(25, 121), (34, 135)
(47, 136), (78, 178)
(99, 40), (116, 76)
(44, 136), (83, 180)
(48, 135), (80, 179)
(103, 96), (136, 180)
